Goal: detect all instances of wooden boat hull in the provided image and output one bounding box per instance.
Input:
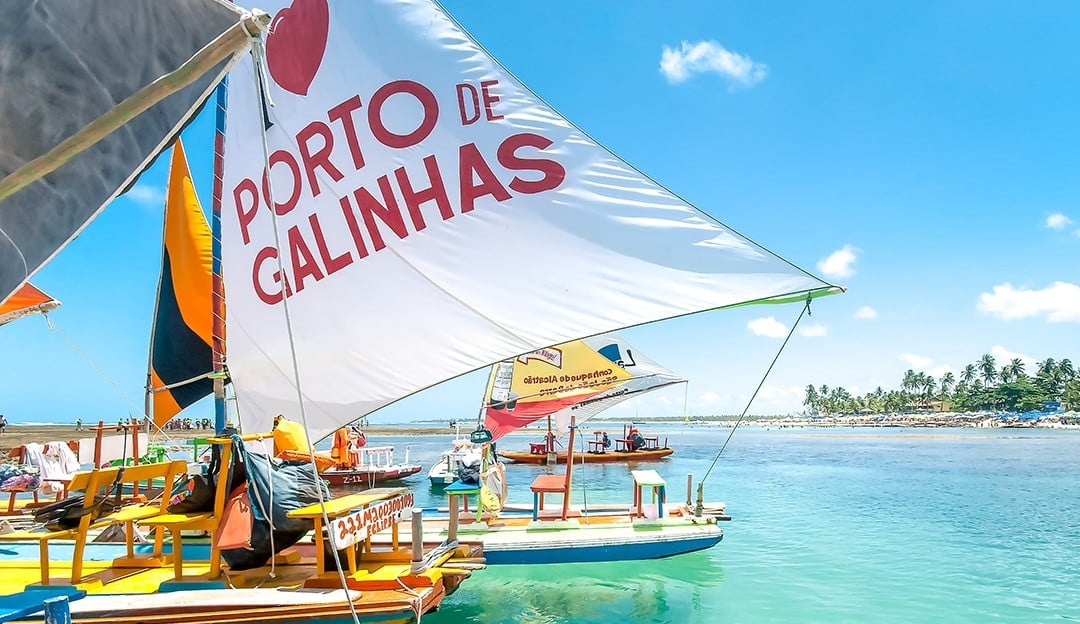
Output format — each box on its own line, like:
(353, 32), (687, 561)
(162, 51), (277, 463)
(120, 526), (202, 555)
(17, 589), (423, 624)
(0, 540), (476, 624)
(498, 447), (674, 464)
(320, 464), (422, 487)
(377, 507), (722, 565)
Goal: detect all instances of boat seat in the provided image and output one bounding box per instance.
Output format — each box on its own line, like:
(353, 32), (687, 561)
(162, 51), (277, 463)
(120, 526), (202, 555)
(0, 459), (187, 585)
(139, 440), (235, 581)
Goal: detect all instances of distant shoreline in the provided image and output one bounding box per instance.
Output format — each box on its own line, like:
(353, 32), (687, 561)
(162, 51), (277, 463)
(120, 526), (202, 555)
(3, 413), (1077, 455)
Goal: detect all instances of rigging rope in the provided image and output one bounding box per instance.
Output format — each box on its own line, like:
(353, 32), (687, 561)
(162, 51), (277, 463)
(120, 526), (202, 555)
(42, 313), (175, 443)
(246, 36), (361, 624)
(700, 296), (813, 484)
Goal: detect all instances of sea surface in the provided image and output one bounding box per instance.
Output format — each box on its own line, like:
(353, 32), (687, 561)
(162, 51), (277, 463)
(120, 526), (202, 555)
(368, 424), (1080, 624)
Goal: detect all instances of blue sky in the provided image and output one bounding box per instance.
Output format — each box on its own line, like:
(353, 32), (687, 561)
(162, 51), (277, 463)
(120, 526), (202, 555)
(2, 1), (1078, 425)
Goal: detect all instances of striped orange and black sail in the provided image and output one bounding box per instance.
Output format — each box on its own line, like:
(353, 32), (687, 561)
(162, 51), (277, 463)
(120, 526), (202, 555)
(148, 141), (214, 426)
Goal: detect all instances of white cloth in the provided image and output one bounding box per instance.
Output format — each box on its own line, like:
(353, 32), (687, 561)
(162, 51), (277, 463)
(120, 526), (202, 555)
(37, 442), (81, 494)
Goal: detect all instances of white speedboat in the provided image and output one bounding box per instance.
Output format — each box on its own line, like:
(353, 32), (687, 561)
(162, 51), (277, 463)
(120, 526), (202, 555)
(428, 439), (482, 487)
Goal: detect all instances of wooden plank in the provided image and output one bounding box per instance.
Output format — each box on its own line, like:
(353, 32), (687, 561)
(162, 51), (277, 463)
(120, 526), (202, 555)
(0, 588), (84, 622)
(287, 488), (407, 519)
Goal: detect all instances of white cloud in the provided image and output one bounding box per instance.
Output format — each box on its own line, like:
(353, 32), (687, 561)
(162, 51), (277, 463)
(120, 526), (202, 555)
(817, 244), (860, 279)
(660, 40), (767, 88)
(1046, 213), (1073, 229)
(743, 384), (804, 414)
(747, 316), (788, 338)
(990, 345), (1037, 371)
(798, 323), (827, 337)
(899, 353), (934, 370)
(854, 306), (877, 320)
(928, 364), (955, 378)
(977, 281), (1080, 323)
(124, 185), (164, 208)
(699, 391), (724, 404)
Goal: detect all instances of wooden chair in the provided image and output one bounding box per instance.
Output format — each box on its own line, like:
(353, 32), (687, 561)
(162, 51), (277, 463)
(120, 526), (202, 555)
(528, 424), (578, 521)
(0, 459), (185, 585)
(139, 440), (234, 580)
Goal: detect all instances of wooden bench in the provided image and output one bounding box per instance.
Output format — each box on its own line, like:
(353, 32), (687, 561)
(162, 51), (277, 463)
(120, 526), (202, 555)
(0, 459), (186, 585)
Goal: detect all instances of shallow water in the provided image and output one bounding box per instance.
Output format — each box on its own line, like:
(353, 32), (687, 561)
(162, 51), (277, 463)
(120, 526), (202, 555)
(369, 425), (1080, 624)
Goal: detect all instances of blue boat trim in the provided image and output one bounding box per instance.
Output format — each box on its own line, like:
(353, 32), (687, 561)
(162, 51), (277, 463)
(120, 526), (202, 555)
(482, 533), (723, 565)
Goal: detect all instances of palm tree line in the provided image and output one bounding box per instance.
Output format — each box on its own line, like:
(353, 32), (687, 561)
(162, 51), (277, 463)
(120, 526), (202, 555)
(802, 355), (1079, 416)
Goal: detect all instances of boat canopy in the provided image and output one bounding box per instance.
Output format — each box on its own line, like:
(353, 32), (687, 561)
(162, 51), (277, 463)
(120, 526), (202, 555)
(0, 0), (249, 305)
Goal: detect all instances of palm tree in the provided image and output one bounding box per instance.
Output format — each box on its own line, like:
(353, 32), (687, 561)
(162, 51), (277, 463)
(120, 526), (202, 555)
(939, 372), (955, 411)
(978, 354), (997, 386)
(961, 364), (977, 386)
(803, 385), (819, 415)
(922, 376), (936, 409)
(1004, 358), (1025, 383)
(1059, 359), (1076, 383)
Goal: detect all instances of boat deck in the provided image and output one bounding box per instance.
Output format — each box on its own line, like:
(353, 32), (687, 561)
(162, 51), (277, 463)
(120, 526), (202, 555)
(0, 540), (479, 623)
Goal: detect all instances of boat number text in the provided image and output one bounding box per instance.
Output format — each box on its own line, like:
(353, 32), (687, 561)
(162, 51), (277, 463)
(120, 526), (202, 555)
(331, 492), (415, 549)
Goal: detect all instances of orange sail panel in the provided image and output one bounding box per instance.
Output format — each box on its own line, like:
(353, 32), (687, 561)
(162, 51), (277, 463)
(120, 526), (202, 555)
(149, 141), (214, 425)
(0, 283), (60, 326)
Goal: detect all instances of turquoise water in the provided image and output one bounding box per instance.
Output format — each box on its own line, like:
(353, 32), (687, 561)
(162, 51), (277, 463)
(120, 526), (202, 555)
(379, 425), (1080, 623)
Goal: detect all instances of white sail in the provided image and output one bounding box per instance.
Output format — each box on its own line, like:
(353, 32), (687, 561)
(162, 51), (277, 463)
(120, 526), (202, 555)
(220, 0), (839, 441)
(551, 334), (685, 437)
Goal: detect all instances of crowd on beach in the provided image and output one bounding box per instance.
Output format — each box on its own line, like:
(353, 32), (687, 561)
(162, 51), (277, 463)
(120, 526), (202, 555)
(162, 417), (215, 431)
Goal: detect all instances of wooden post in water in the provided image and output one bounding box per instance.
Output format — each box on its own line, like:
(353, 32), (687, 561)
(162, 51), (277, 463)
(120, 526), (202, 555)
(43, 596), (71, 624)
(686, 474), (693, 506)
(545, 416), (556, 465)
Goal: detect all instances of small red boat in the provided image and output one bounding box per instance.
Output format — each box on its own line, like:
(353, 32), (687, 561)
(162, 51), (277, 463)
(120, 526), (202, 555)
(320, 445), (423, 488)
(499, 425), (674, 464)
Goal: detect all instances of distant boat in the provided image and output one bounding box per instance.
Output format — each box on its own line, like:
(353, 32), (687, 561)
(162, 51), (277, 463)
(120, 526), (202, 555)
(481, 333), (684, 464)
(427, 424), (481, 487)
(319, 445), (423, 488)
(498, 423), (674, 464)
(275, 419), (423, 488)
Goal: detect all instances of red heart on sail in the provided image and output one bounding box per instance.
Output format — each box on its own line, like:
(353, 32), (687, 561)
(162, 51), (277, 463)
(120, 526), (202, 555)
(265, 0), (330, 96)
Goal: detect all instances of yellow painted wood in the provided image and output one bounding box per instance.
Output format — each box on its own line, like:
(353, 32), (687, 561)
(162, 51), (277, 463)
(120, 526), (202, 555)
(287, 488), (407, 519)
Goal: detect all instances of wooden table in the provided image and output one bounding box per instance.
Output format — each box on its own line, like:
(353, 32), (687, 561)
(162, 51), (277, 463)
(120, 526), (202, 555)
(630, 469), (666, 519)
(444, 480), (483, 522)
(286, 487), (407, 575)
